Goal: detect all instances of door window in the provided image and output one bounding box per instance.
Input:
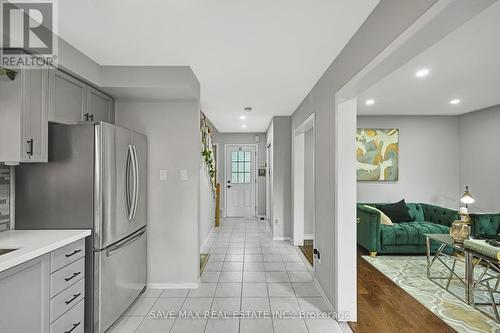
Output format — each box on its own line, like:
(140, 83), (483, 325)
(231, 150), (251, 183)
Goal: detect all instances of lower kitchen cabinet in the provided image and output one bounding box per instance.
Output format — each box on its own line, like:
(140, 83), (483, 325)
(0, 239), (85, 333)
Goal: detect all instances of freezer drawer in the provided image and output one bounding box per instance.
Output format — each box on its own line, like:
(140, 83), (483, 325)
(94, 227), (146, 333)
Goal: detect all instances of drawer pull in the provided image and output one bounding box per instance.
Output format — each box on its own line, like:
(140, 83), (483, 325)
(65, 322), (81, 333)
(65, 249), (82, 258)
(64, 271), (81, 282)
(65, 293), (81, 305)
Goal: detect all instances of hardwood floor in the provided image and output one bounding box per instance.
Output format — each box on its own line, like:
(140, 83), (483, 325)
(299, 240), (314, 265)
(349, 247), (455, 333)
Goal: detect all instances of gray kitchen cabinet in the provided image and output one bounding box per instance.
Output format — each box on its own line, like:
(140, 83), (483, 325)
(0, 255), (50, 333)
(0, 68), (48, 164)
(48, 69), (87, 124)
(86, 86), (114, 123)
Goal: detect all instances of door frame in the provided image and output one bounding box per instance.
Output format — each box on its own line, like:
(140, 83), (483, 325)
(266, 142), (272, 224)
(223, 143), (258, 217)
(292, 113), (315, 247)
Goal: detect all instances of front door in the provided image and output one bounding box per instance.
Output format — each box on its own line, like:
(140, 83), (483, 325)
(225, 145), (256, 217)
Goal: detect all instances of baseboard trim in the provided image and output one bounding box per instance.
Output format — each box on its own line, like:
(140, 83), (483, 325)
(147, 282), (198, 289)
(304, 233), (314, 240)
(272, 236), (291, 241)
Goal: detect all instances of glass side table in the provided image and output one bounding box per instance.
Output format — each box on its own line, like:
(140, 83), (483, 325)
(424, 234), (475, 305)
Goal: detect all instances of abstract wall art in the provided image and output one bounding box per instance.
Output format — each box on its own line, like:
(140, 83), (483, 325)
(356, 128), (399, 181)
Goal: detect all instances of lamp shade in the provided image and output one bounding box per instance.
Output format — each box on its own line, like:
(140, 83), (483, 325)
(460, 186), (475, 205)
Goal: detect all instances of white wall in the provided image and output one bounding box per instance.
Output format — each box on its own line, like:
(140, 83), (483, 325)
(267, 116), (292, 239)
(199, 163), (215, 249)
(357, 116), (460, 209)
(208, 126), (267, 217)
(290, 0), (439, 319)
(116, 101), (200, 287)
(460, 105), (500, 213)
(304, 128), (314, 236)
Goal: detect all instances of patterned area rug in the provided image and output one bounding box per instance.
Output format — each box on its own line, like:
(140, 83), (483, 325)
(363, 255), (500, 333)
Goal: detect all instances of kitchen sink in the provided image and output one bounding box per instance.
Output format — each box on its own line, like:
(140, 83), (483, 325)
(0, 248), (19, 256)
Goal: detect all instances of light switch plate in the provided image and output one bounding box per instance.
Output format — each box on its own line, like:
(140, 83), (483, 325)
(160, 169), (168, 181)
(180, 169), (188, 181)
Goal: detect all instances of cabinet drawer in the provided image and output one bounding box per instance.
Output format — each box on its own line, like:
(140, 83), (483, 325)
(50, 278), (84, 323)
(50, 299), (84, 333)
(50, 257), (84, 298)
(51, 239), (85, 273)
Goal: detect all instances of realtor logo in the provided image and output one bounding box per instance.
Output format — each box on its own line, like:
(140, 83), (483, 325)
(0, 0), (58, 68)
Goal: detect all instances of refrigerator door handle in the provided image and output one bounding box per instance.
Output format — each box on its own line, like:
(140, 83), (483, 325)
(131, 145), (139, 221)
(106, 228), (145, 256)
(127, 145), (137, 221)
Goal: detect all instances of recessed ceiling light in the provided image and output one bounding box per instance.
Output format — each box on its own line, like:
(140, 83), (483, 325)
(449, 99), (461, 105)
(365, 99), (375, 106)
(415, 68), (430, 78)
(241, 124), (247, 128)
(239, 115), (247, 120)
(244, 107), (253, 112)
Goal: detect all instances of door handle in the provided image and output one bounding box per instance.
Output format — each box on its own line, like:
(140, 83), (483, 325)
(65, 249), (82, 257)
(64, 271), (81, 282)
(106, 228), (145, 256)
(89, 114), (94, 121)
(27, 138), (33, 156)
(64, 293), (81, 305)
(131, 145), (139, 220)
(127, 145), (137, 221)
(65, 322), (81, 333)
(227, 185), (232, 188)
(84, 113), (90, 121)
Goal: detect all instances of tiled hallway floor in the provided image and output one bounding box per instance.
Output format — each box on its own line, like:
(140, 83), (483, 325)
(108, 217), (344, 333)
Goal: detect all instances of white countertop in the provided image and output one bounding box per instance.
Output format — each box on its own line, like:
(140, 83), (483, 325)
(0, 229), (91, 272)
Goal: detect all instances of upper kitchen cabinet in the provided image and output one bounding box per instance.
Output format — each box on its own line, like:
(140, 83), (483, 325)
(87, 86), (114, 123)
(48, 69), (114, 124)
(0, 68), (48, 164)
(48, 69), (87, 124)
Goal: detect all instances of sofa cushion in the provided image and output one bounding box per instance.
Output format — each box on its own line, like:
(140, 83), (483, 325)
(379, 199), (413, 223)
(471, 213), (500, 238)
(363, 205), (393, 225)
(380, 222), (449, 246)
(406, 203), (425, 221)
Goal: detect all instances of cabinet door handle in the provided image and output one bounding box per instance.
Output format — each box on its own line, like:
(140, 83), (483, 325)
(64, 271), (81, 282)
(65, 293), (81, 305)
(89, 114), (94, 121)
(27, 139), (33, 156)
(65, 322), (81, 333)
(84, 112), (90, 121)
(65, 249), (82, 258)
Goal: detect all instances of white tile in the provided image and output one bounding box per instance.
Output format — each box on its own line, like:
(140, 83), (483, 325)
(297, 297), (331, 313)
(226, 248), (244, 254)
(219, 271), (243, 283)
(263, 254), (283, 261)
(205, 319), (239, 333)
(292, 283), (321, 297)
(208, 254), (226, 262)
(240, 318), (273, 333)
(264, 262), (286, 271)
(181, 298), (213, 312)
(204, 261), (223, 272)
(242, 282), (268, 298)
(150, 297), (185, 312)
(170, 318), (207, 333)
(266, 272), (290, 283)
(288, 271), (313, 282)
(140, 288), (163, 298)
(273, 318), (308, 333)
(284, 262), (308, 272)
(210, 297), (241, 313)
(281, 254), (302, 261)
(305, 318), (343, 333)
(268, 283), (295, 297)
(210, 247), (227, 254)
(243, 271), (266, 282)
(244, 254), (263, 262)
(161, 288), (190, 298)
(243, 262), (265, 272)
(269, 297), (301, 315)
(222, 262), (244, 272)
(188, 283), (217, 298)
(135, 317), (175, 333)
(244, 241), (261, 248)
(123, 297), (157, 316)
(215, 283), (242, 298)
(201, 271), (220, 283)
(107, 316), (143, 333)
(225, 254), (244, 262)
(245, 248), (262, 254)
(241, 297), (270, 312)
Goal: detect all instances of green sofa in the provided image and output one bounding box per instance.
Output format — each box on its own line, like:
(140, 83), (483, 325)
(357, 203), (459, 255)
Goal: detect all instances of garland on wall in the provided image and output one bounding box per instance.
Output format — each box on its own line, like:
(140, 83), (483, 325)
(200, 112), (216, 191)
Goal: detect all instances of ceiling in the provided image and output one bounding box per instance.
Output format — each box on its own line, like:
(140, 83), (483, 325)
(358, 1), (500, 116)
(57, 0), (379, 132)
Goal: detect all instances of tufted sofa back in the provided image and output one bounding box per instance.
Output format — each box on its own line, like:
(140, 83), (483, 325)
(470, 213), (500, 238)
(421, 203), (459, 227)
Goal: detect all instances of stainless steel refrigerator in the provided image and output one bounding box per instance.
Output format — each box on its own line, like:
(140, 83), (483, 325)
(15, 122), (148, 333)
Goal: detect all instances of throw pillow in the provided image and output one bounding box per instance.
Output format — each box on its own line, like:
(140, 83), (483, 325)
(379, 199), (413, 223)
(363, 205), (393, 225)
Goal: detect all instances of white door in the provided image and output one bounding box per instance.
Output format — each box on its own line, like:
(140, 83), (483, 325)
(225, 145), (256, 217)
